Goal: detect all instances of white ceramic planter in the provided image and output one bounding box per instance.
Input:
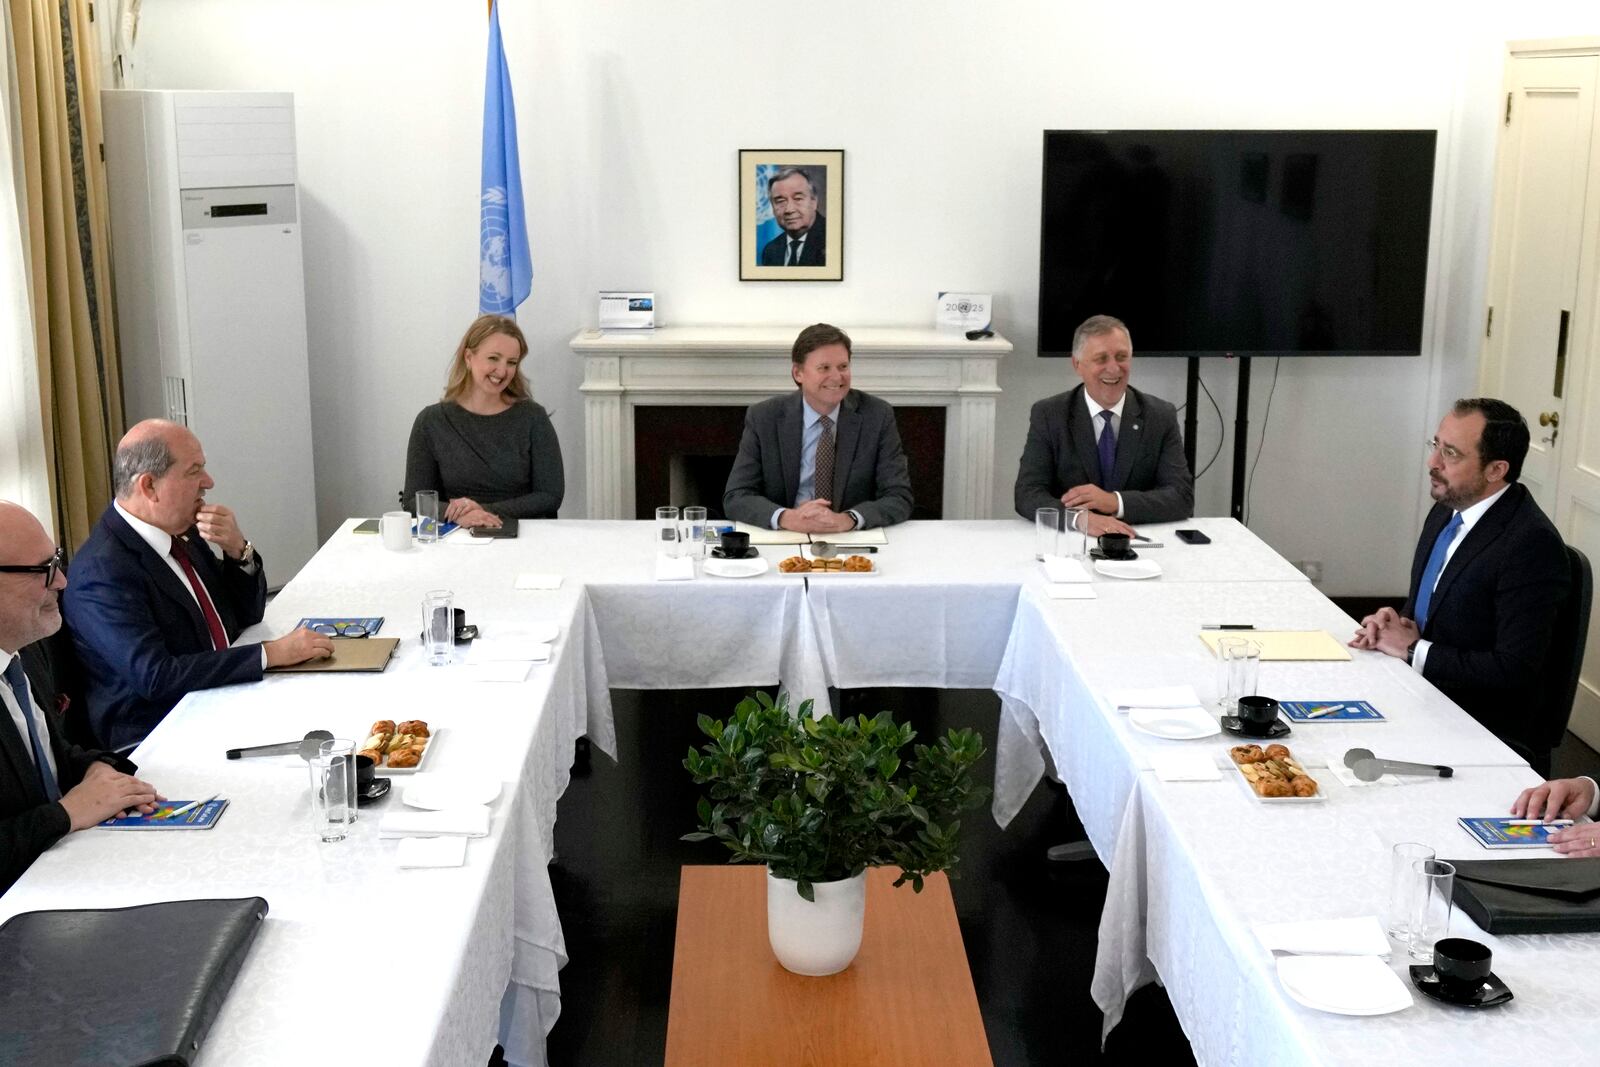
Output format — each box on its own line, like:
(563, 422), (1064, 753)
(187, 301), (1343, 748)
(766, 867), (867, 976)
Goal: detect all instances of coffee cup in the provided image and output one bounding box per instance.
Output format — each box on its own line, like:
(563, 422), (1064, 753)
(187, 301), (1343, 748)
(1431, 938), (1492, 992)
(380, 510), (411, 551)
(355, 754), (377, 789)
(1235, 695), (1281, 736)
(719, 530), (750, 557)
(1098, 532), (1133, 559)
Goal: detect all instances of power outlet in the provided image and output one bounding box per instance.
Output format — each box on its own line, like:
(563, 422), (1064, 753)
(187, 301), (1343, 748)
(1295, 560), (1324, 583)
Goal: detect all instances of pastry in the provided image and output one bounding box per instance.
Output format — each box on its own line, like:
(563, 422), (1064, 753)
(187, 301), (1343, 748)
(779, 556), (811, 572)
(843, 555), (872, 572)
(369, 719), (396, 738)
(1263, 743), (1291, 761)
(357, 748), (383, 765)
(1258, 779), (1293, 798)
(361, 732), (391, 754)
(396, 720), (431, 738)
(387, 747), (421, 768)
(1291, 776), (1319, 797)
(812, 558), (844, 571)
(1229, 744), (1265, 764)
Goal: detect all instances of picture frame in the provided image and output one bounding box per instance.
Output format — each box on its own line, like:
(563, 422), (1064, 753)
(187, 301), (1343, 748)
(739, 149), (844, 281)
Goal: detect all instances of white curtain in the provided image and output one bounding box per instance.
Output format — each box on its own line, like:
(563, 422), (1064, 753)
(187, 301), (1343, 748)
(0, 3), (51, 528)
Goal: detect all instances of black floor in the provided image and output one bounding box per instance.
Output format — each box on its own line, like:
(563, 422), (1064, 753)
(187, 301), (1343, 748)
(546, 687), (1196, 1066)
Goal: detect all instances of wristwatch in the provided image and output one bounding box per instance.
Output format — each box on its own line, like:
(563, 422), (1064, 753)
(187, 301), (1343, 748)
(1404, 639), (1419, 666)
(236, 540), (256, 567)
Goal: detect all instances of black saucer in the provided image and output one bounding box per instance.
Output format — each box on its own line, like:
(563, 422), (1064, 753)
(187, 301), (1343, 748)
(1089, 548), (1139, 562)
(1409, 966), (1514, 1008)
(1221, 716), (1291, 740)
(711, 546), (760, 560)
(356, 777), (392, 807)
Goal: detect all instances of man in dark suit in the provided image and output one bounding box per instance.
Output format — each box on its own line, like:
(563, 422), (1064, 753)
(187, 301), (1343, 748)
(1013, 314), (1193, 536)
(0, 500), (161, 892)
(758, 167), (828, 267)
(1351, 398), (1570, 768)
(62, 420), (332, 750)
(724, 323), (913, 532)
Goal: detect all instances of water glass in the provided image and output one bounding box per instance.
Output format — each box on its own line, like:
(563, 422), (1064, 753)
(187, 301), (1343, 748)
(415, 490), (441, 545)
(1216, 638), (1260, 715)
(1408, 859), (1456, 962)
(1035, 507), (1059, 560)
(682, 507), (709, 561)
(1062, 507), (1088, 559)
(310, 737), (358, 842)
(422, 589), (454, 666)
(656, 506), (681, 557)
(1387, 842), (1436, 941)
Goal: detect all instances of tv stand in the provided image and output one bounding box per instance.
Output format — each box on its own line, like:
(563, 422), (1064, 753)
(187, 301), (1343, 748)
(1179, 355), (1252, 523)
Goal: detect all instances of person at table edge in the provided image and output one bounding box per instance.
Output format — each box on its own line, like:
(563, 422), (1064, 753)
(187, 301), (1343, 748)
(1511, 776), (1600, 858)
(723, 323), (913, 533)
(1352, 398), (1570, 771)
(62, 420), (333, 751)
(1013, 314), (1193, 536)
(404, 313), (565, 528)
(0, 501), (161, 892)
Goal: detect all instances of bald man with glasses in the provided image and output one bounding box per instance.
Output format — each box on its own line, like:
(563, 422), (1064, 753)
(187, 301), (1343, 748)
(1350, 398), (1570, 770)
(0, 501), (161, 892)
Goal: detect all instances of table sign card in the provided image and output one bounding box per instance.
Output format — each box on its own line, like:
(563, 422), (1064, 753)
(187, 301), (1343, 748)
(598, 291), (655, 330)
(935, 292), (992, 331)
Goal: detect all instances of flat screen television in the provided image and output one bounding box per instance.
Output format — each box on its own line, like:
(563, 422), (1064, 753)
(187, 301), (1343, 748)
(1037, 129), (1437, 358)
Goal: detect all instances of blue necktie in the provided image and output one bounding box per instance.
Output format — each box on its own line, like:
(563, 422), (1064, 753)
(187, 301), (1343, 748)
(1097, 410), (1118, 490)
(1414, 512), (1464, 632)
(4, 658), (61, 802)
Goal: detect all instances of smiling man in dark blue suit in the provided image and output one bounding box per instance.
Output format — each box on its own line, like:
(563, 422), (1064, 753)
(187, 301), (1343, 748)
(62, 420), (332, 750)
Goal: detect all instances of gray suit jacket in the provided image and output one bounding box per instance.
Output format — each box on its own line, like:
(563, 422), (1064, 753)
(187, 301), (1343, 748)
(1013, 384), (1193, 525)
(723, 389), (913, 529)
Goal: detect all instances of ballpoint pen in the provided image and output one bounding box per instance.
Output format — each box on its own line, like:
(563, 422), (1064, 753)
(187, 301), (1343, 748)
(1304, 704), (1346, 718)
(159, 793), (220, 820)
(1201, 624), (1255, 630)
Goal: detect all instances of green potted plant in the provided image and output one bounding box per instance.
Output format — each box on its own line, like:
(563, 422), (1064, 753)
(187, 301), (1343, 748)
(682, 691), (989, 975)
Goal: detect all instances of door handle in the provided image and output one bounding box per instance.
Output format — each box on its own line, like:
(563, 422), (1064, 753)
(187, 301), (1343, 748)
(1539, 411), (1560, 428)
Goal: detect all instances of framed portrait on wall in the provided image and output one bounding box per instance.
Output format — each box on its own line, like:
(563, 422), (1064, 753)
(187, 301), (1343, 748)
(739, 149), (843, 281)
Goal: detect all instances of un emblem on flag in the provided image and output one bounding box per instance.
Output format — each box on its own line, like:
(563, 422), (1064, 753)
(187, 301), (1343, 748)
(480, 186), (515, 313)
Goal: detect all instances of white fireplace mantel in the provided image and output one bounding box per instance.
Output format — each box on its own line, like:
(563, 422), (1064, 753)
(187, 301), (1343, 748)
(572, 325), (1011, 519)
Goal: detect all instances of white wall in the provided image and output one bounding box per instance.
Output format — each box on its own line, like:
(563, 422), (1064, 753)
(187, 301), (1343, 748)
(125, 1), (1600, 595)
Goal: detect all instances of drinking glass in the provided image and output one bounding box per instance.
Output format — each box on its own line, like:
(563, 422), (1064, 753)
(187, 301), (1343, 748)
(415, 490), (441, 545)
(656, 506), (681, 557)
(682, 507), (709, 561)
(310, 738), (358, 842)
(1408, 859), (1456, 962)
(1035, 507), (1060, 560)
(422, 589), (454, 666)
(1216, 638), (1260, 715)
(1062, 507), (1088, 559)
(1387, 842), (1436, 942)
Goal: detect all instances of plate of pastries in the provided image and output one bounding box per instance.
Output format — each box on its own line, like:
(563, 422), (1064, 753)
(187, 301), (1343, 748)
(359, 719), (435, 773)
(777, 554), (876, 575)
(1228, 742), (1323, 801)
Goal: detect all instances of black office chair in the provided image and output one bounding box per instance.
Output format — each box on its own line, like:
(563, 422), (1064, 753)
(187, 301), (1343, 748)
(1528, 544), (1594, 777)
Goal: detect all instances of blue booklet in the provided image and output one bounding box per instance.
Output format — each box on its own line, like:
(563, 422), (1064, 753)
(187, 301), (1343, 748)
(1458, 816), (1570, 849)
(411, 520), (460, 538)
(296, 616), (384, 637)
(1279, 700), (1384, 723)
(97, 798), (229, 830)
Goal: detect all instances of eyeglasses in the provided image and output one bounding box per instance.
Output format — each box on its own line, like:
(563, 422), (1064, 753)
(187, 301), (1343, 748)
(1425, 437), (1472, 465)
(0, 546), (66, 587)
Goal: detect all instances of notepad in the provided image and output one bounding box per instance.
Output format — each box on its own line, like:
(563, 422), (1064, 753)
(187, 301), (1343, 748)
(1459, 817), (1569, 849)
(1280, 700), (1384, 723)
(1198, 630), (1351, 661)
(735, 522), (809, 545)
(97, 799), (229, 830)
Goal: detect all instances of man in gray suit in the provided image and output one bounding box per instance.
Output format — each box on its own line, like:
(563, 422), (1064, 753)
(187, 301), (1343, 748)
(724, 323), (913, 532)
(1014, 314), (1193, 536)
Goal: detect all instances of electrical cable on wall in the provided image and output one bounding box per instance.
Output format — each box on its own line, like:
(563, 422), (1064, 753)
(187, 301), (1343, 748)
(1243, 357), (1282, 526)
(1175, 373), (1227, 483)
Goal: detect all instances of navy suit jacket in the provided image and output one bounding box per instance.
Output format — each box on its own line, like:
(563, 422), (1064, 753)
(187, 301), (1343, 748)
(1013, 384), (1193, 524)
(723, 389), (913, 529)
(759, 213), (827, 267)
(62, 507), (267, 750)
(0, 648), (133, 893)
(1403, 482), (1570, 762)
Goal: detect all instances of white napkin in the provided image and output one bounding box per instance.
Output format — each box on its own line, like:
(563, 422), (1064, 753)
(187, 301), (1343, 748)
(1253, 916), (1390, 956)
(1276, 955), (1412, 1015)
(514, 573), (563, 590)
(378, 806), (491, 839)
(1040, 556), (1092, 583)
(654, 556), (695, 581)
(464, 635), (553, 664)
(395, 836), (469, 868)
(1150, 752), (1222, 781)
(1044, 585), (1097, 600)
(1105, 685), (1202, 711)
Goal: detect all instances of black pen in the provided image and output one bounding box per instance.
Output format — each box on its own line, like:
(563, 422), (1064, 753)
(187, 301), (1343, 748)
(1201, 624), (1255, 630)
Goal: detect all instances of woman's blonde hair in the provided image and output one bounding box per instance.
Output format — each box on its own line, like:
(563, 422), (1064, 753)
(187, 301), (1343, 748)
(442, 314), (531, 403)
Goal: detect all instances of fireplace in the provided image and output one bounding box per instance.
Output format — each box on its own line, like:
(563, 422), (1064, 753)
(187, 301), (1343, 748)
(573, 326), (1010, 519)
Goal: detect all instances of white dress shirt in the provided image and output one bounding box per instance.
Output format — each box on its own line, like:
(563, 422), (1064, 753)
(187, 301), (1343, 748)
(0, 647), (61, 784)
(1082, 390), (1127, 518)
(1411, 484), (1509, 674)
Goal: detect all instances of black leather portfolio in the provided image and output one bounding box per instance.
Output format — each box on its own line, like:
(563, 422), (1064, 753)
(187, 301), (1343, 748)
(1447, 857), (1600, 933)
(0, 896), (268, 1066)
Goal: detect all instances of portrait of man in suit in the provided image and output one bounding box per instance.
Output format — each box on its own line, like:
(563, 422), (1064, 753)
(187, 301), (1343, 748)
(723, 323), (913, 533)
(1013, 314), (1194, 536)
(758, 166), (828, 268)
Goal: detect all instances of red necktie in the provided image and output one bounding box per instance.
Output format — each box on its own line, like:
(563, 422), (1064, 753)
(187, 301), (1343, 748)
(170, 538), (229, 651)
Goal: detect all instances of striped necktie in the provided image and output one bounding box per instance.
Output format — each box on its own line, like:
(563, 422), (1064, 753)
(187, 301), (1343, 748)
(814, 414), (836, 506)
